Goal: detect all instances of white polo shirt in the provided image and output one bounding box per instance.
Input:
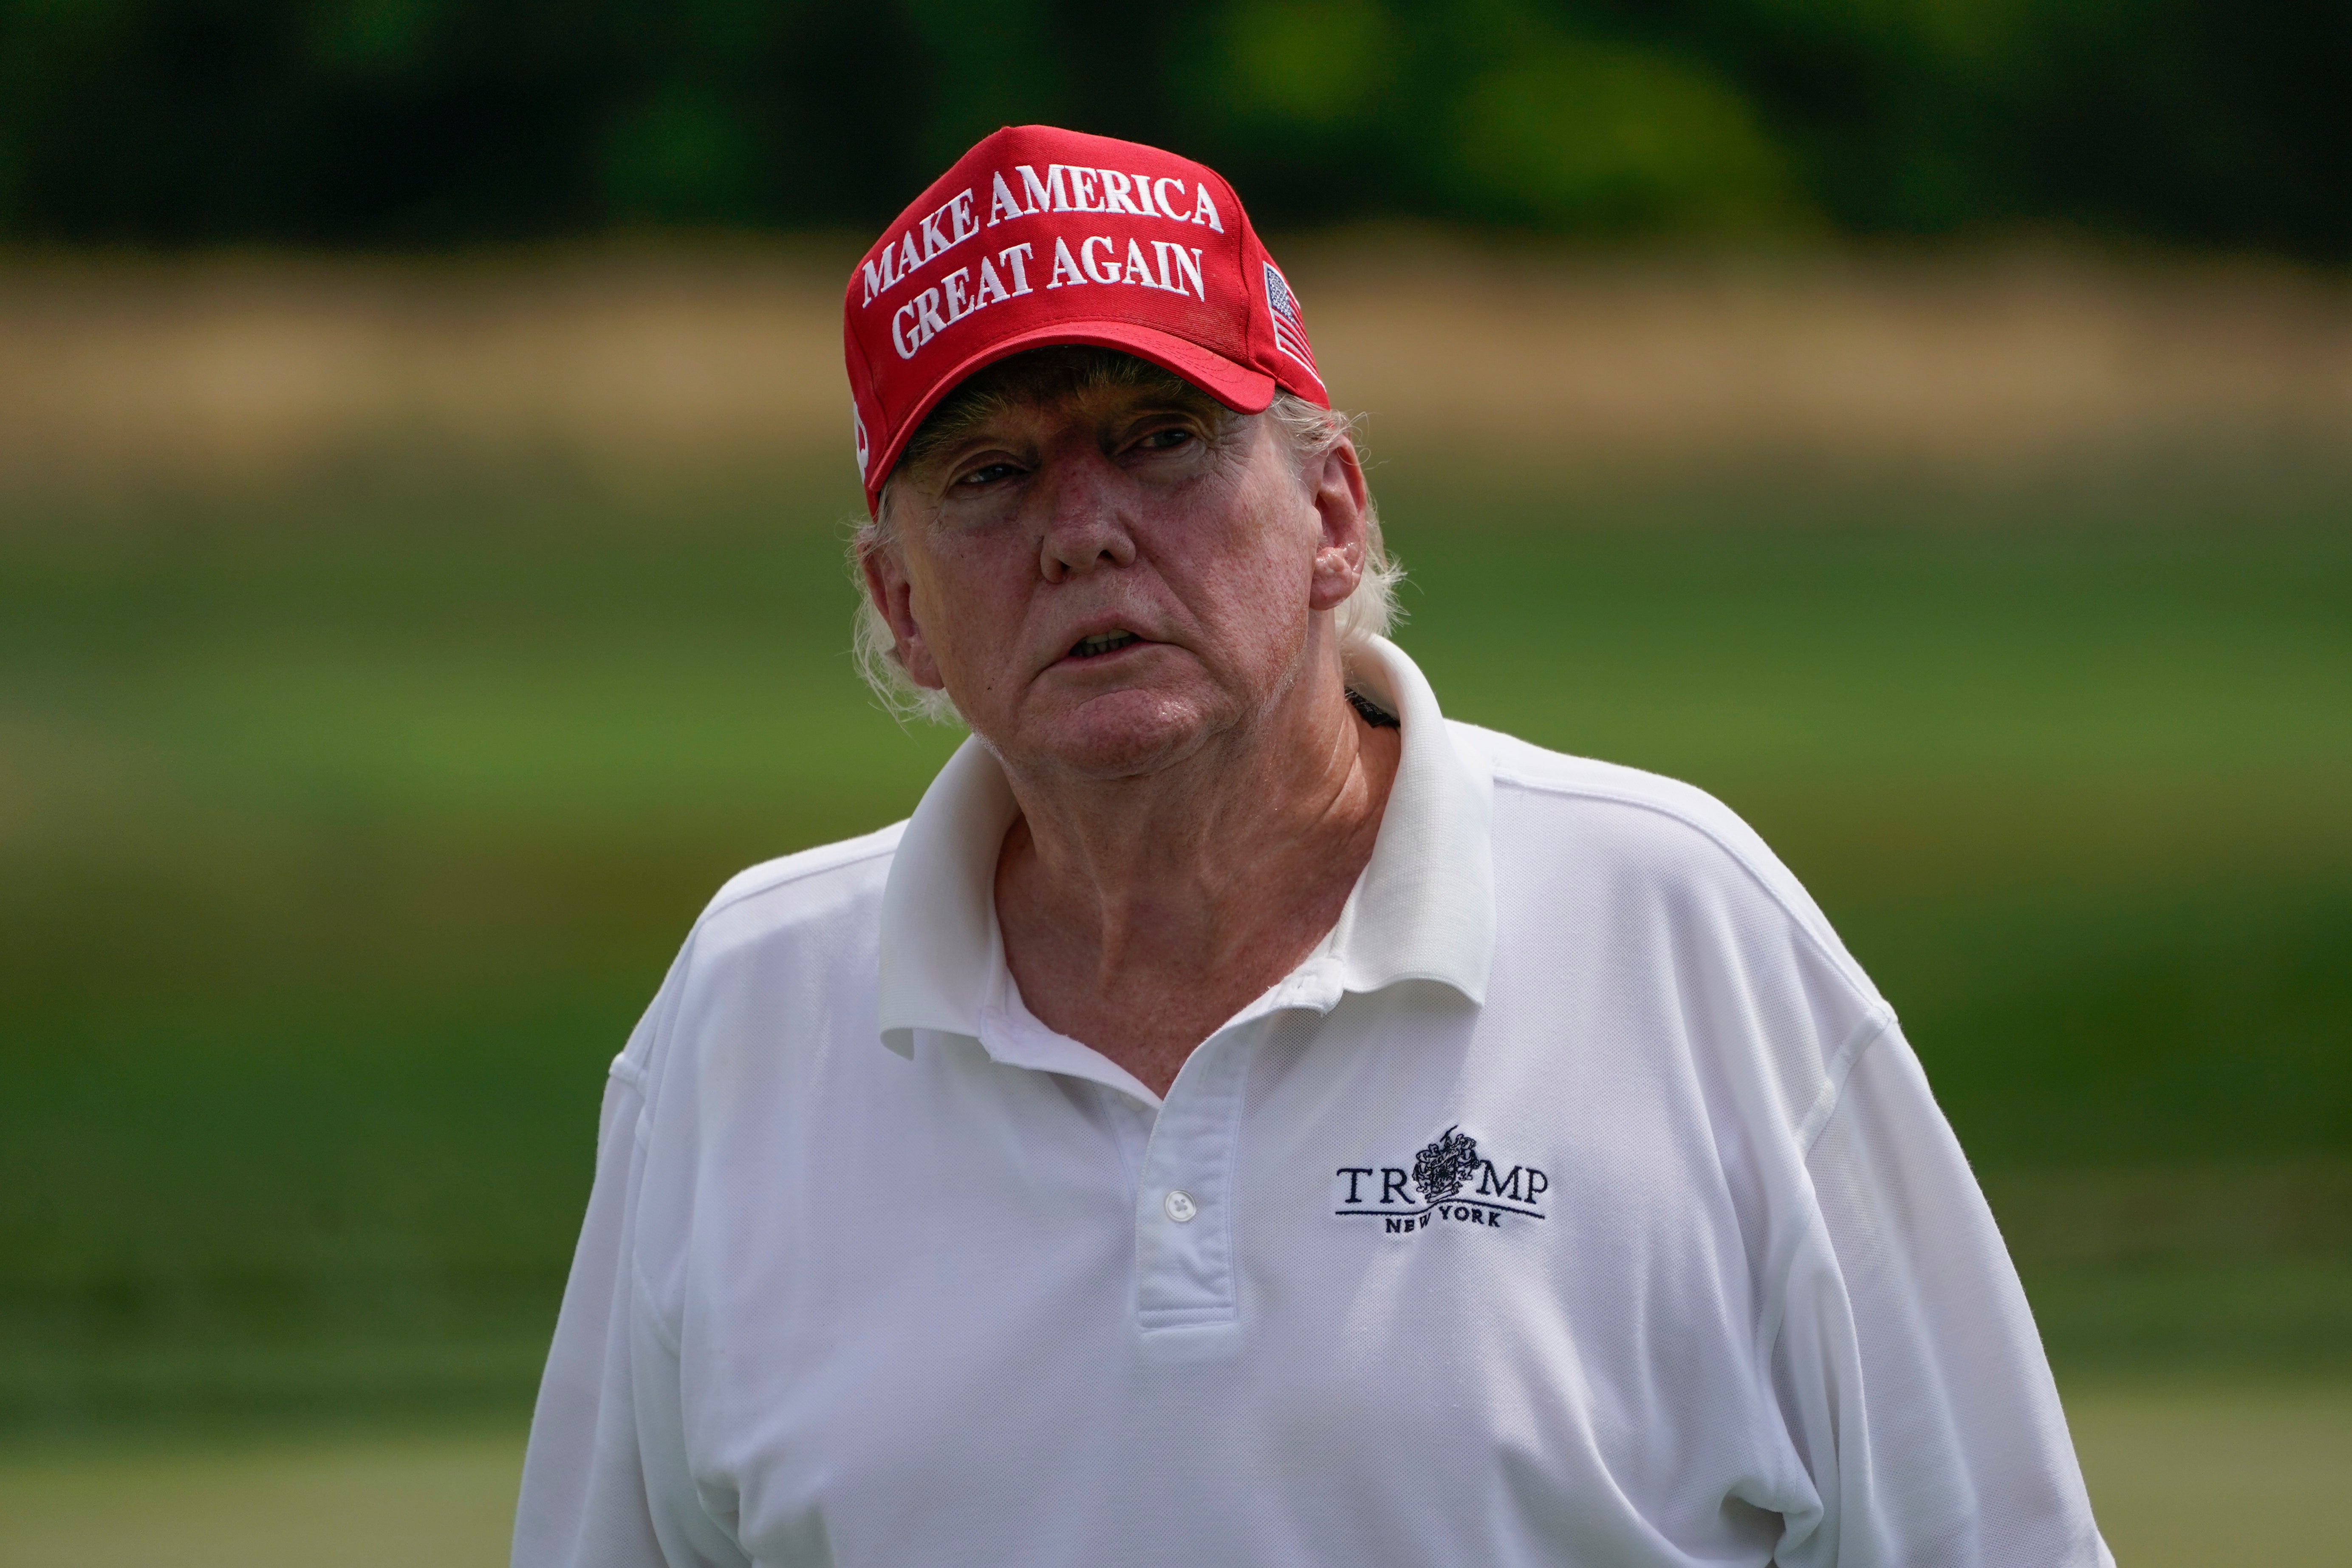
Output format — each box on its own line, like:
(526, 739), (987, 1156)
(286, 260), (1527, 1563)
(513, 637), (2111, 1568)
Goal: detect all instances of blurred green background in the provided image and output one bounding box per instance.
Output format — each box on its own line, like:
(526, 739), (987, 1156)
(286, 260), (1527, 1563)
(3, 2), (2350, 1564)
(2, 0), (2348, 253)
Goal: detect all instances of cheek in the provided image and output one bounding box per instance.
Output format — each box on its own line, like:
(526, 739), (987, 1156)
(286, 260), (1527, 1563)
(1177, 503), (1321, 658)
(1235, 472), (1326, 595)
(907, 540), (1026, 669)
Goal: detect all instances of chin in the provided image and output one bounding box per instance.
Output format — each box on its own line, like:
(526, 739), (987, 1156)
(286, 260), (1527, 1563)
(1032, 687), (1221, 780)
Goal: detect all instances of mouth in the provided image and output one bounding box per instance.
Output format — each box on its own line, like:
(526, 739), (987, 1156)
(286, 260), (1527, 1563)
(1066, 629), (1143, 659)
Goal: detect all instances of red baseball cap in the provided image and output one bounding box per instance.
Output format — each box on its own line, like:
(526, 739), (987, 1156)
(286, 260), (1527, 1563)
(842, 124), (1329, 513)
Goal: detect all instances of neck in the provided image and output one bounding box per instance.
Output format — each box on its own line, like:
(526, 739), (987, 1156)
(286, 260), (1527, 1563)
(989, 644), (1401, 1096)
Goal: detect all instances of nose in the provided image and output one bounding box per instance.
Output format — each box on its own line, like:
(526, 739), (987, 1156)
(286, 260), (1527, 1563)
(1033, 445), (1139, 584)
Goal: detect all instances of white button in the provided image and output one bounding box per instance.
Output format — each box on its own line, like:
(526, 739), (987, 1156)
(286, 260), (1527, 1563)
(1162, 1189), (1199, 1224)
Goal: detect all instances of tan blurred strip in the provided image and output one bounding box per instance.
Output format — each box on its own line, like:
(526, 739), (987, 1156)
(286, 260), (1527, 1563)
(1295, 240), (2352, 469)
(3, 240), (2349, 497)
(0, 246), (853, 499)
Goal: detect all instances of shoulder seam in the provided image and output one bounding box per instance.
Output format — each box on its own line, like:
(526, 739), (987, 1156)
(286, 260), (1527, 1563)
(1488, 763), (1883, 1010)
(633, 1249), (684, 1360)
(1752, 1009), (1898, 1376)
(1796, 1008), (1897, 1156)
(616, 830), (899, 1092)
(697, 833), (900, 928)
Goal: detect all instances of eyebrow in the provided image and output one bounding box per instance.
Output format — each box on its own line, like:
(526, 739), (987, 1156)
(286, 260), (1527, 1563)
(903, 354), (1224, 466)
(909, 385), (1230, 478)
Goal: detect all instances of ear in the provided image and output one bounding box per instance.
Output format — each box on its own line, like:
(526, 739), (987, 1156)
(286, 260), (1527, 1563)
(1305, 435), (1371, 614)
(859, 534), (947, 691)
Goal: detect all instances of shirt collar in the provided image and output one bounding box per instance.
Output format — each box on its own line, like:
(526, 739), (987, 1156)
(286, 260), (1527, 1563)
(876, 636), (1495, 1058)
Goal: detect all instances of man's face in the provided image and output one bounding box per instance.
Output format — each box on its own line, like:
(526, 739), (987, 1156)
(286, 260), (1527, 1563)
(862, 360), (1368, 782)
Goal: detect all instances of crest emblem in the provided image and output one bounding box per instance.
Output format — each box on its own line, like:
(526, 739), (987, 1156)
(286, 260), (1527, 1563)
(852, 398), (871, 480)
(1412, 1125), (1479, 1202)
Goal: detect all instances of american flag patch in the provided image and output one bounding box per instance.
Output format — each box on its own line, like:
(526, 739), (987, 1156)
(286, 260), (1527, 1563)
(1264, 263), (1319, 376)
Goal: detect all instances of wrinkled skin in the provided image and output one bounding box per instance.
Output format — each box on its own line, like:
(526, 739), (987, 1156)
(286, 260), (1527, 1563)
(861, 361), (1398, 1094)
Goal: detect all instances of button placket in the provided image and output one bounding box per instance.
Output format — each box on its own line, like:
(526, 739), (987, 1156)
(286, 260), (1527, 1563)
(1132, 1018), (1259, 1332)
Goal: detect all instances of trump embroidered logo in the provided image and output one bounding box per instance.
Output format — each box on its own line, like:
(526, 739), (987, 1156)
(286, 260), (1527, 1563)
(1335, 1126), (1549, 1235)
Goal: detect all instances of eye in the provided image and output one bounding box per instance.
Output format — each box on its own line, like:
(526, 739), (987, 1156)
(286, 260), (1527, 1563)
(1132, 426), (1194, 453)
(953, 460), (1023, 489)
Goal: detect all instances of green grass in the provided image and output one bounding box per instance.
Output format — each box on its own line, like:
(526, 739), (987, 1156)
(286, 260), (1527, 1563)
(4, 1382), (2347, 1566)
(2066, 1381), (2352, 1567)
(0, 1424), (529, 1568)
(2, 465), (2347, 1429)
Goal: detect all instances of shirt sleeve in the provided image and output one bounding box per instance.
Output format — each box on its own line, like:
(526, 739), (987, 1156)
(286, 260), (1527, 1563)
(1769, 1021), (2115, 1568)
(510, 1054), (753, 1568)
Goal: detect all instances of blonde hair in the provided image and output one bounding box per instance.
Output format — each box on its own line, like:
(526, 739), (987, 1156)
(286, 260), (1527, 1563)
(848, 354), (1401, 725)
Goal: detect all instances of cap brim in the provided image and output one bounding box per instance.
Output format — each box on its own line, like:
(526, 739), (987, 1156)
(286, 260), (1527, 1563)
(864, 320), (1278, 511)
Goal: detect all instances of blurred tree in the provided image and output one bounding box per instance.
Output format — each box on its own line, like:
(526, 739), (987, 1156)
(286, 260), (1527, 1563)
(1216, 0), (1399, 131)
(0, 0), (2343, 254)
(1442, 7), (1800, 230)
(2022, 0), (2352, 255)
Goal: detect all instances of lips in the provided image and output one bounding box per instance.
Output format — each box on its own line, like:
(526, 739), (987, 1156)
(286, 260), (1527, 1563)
(1067, 630), (1142, 659)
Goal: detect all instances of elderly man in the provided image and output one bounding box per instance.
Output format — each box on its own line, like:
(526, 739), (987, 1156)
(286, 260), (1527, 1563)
(513, 127), (2111, 1568)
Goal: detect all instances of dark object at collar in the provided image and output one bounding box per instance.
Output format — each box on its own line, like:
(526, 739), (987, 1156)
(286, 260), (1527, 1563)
(1346, 687), (1399, 728)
